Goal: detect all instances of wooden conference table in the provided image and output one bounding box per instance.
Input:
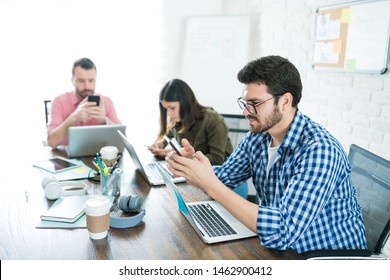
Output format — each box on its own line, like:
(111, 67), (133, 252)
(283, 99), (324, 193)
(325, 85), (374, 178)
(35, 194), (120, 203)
(0, 143), (302, 260)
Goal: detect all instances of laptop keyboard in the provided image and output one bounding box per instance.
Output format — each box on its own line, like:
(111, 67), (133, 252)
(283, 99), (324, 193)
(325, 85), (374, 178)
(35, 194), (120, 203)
(188, 204), (237, 237)
(145, 163), (174, 181)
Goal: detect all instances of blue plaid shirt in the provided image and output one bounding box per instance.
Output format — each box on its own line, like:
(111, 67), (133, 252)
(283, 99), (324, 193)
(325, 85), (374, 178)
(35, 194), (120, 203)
(214, 110), (367, 253)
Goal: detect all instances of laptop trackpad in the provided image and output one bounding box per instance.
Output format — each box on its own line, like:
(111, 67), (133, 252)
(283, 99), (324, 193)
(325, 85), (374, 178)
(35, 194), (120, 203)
(220, 210), (239, 224)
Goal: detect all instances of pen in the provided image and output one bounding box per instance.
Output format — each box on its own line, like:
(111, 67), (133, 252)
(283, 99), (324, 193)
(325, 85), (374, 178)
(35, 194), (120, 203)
(110, 159), (119, 173)
(110, 165), (117, 174)
(96, 153), (104, 171)
(91, 160), (101, 171)
(110, 154), (122, 174)
(106, 168), (122, 187)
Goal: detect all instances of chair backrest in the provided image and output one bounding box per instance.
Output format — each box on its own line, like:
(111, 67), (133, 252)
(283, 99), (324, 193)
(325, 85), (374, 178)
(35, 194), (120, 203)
(221, 114), (249, 148)
(221, 114), (251, 199)
(44, 100), (52, 127)
(348, 144), (390, 254)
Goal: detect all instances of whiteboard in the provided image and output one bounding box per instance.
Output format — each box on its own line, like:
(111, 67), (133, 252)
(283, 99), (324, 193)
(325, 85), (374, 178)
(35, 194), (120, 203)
(180, 16), (250, 114)
(313, 0), (390, 74)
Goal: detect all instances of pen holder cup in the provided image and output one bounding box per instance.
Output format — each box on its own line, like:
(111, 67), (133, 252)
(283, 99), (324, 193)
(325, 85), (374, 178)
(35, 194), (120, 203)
(100, 168), (122, 197)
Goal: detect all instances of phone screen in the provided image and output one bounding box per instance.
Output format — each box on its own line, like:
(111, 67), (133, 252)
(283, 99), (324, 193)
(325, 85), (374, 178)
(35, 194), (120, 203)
(164, 136), (182, 156)
(88, 95), (100, 106)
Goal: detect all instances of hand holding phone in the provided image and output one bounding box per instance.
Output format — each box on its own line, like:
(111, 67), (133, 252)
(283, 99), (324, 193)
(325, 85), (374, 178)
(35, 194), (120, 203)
(163, 136), (182, 156)
(87, 95), (100, 106)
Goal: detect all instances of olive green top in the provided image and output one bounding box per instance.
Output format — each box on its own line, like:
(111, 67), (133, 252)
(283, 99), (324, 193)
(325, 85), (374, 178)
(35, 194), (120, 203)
(171, 108), (233, 165)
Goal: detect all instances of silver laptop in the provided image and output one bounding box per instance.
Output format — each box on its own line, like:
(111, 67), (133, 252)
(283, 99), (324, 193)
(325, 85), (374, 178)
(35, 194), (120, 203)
(117, 130), (186, 186)
(67, 124), (126, 158)
(157, 165), (256, 244)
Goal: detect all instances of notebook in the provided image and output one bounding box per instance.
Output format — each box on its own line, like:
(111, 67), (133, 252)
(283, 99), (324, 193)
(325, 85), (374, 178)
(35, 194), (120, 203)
(37, 195), (114, 228)
(40, 196), (89, 223)
(157, 164), (257, 243)
(116, 130), (186, 186)
(67, 124), (126, 158)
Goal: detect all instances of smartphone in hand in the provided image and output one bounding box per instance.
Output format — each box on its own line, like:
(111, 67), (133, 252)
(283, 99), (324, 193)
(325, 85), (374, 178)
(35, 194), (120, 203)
(163, 136), (182, 156)
(88, 95), (100, 106)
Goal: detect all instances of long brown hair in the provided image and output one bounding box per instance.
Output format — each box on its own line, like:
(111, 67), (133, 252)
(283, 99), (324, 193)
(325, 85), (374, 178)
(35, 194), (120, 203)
(157, 79), (209, 140)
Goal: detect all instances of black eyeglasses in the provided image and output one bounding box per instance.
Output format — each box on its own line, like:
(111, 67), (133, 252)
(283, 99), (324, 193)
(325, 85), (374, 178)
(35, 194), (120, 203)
(237, 96), (274, 114)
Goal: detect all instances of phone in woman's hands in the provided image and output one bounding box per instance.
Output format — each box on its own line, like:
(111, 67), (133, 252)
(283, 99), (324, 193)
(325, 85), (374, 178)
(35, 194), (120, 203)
(163, 136), (182, 156)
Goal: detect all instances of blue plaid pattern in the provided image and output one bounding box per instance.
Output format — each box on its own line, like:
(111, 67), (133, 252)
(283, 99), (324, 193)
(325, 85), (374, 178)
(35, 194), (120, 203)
(214, 110), (367, 253)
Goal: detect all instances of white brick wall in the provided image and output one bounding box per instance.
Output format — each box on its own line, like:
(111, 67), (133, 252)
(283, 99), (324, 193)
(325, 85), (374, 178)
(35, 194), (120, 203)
(222, 0), (390, 160)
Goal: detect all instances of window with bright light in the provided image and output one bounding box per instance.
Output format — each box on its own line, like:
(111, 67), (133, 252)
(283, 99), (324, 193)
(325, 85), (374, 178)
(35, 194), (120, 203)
(0, 0), (166, 145)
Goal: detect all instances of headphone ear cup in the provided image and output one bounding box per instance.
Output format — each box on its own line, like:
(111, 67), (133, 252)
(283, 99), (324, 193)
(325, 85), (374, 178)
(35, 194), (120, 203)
(110, 195), (145, 229)
(118, 195), (144, 213)
(45, 181), (63, 200)
(41, 176), (59, 189)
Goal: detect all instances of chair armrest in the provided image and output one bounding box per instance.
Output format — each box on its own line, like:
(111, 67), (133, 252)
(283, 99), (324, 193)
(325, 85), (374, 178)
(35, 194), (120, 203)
(301, 249), (372, 259)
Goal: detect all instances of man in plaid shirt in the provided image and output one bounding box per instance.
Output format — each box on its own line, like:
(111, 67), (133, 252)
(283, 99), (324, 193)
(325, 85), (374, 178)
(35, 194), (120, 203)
(166, 55), (367, 253)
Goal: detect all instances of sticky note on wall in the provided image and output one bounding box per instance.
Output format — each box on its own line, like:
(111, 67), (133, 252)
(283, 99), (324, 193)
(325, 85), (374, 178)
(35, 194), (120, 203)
(341, 8), (352, 23)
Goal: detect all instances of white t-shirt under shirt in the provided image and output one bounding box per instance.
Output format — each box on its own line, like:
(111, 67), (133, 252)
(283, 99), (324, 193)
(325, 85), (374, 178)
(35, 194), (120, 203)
(266, 142), (280, 181)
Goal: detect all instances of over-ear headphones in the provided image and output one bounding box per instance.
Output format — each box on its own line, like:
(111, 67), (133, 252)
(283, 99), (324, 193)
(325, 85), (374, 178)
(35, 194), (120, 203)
(110, 194), (145, 228)
(41, 176), (88, 200)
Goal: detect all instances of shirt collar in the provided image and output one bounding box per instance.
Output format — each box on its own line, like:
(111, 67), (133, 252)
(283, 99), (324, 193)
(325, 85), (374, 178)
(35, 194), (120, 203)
(195, 108), (209, 120)
(279, 109), (306, 151)
(71, 91), (82, 106)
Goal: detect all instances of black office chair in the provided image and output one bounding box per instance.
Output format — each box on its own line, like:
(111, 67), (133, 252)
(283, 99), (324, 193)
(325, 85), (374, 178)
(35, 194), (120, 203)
(44, 100), (52, 127)
(302, 144), (390, 259)
(221, 114), (249, 148)
(42, 100), (52, 146)
(221, 114), (257, 201)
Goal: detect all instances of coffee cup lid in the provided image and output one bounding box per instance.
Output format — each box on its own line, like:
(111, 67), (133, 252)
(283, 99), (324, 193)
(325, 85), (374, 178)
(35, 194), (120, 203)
(84, 196), (111, 216)
(100, 146), (118, 159)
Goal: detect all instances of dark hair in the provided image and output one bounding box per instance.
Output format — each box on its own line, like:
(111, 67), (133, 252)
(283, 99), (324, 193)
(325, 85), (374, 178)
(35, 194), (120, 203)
(158, 79), (208, 139)
(72, 57), (96, 76)
(237, 55), (302, 107)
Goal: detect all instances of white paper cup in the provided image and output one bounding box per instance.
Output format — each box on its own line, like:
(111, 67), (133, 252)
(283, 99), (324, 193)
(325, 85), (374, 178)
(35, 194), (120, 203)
(100, 146), (118, 167)
(84, 196), (111, 239)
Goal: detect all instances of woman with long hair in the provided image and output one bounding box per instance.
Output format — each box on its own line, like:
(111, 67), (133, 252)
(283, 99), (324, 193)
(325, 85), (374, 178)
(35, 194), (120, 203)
(149, 79), (233, 165)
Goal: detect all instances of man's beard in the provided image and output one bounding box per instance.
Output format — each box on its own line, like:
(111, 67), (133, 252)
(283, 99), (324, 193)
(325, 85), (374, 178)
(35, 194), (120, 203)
(247, 105), (282, 133)
(76, 89), (94, 99)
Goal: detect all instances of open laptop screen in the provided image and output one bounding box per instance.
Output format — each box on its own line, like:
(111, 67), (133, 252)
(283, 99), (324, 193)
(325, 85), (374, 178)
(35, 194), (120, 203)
(67, 124), (126, 157)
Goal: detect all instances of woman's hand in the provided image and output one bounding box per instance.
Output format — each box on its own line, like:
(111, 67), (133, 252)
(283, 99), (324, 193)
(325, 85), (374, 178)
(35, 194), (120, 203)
(149, 142), (172, 159)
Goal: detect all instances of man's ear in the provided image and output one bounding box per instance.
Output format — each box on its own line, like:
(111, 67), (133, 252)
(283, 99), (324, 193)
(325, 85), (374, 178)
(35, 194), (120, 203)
(279, 92), (293, 111)
(71, 76), (76, 87)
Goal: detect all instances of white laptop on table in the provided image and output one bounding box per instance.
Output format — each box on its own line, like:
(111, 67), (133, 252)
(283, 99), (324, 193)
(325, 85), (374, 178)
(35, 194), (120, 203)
(117, 130), (186, 186)
(67, 124), (126, 158)
(157, 164), (256, 244)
